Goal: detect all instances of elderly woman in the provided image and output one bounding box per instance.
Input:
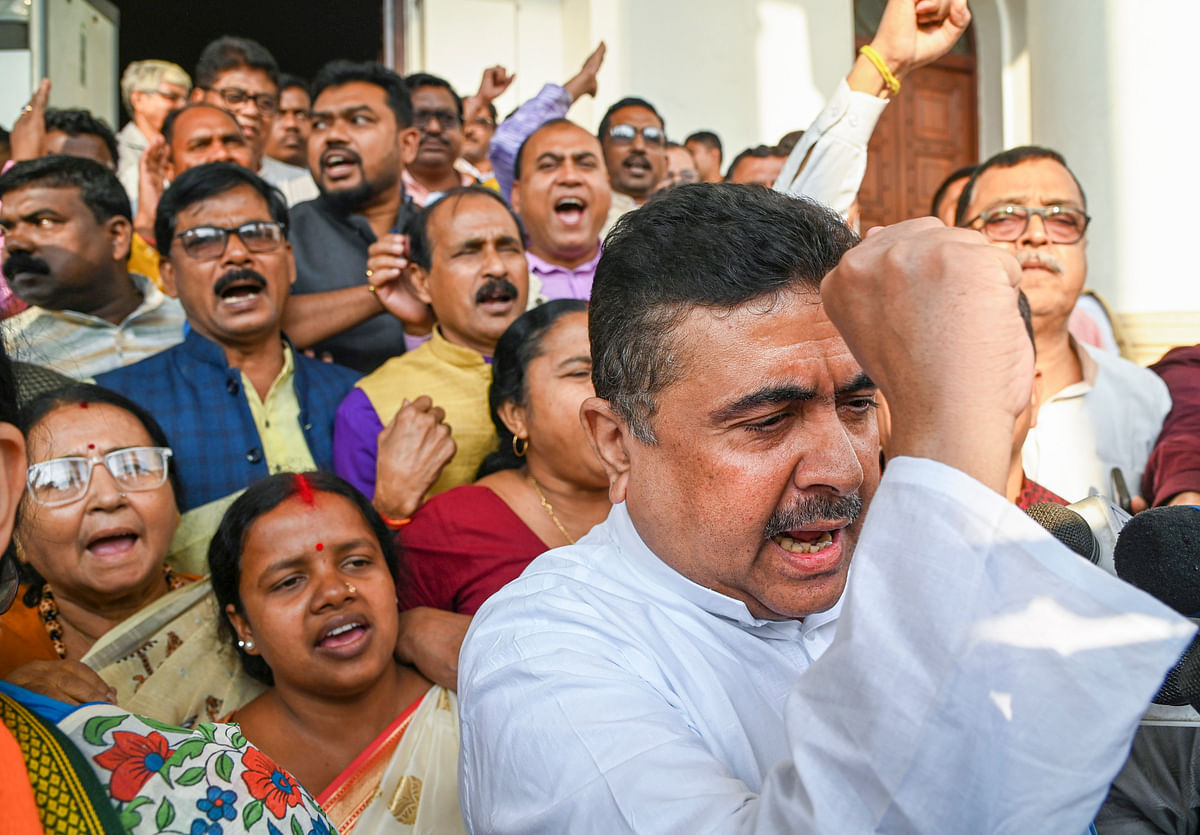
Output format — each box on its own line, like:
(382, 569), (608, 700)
(399, 299), (611, 613)
(0, 383), (259, 724)
(210, 471), (464, 834)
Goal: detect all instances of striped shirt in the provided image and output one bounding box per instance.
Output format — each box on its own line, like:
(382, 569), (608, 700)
(2, 273), (184, 380)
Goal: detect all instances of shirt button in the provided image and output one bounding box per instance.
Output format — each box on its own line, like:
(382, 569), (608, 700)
(246, 448), (262, 463)
(226, 379), (240, 395)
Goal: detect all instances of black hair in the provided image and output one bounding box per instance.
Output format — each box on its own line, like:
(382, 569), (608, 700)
(407, 185), (524, 271)
(404, 72), (463, 120)
(598, 97), (664, 142)
(194, 36), (280, 90)
(208, 471), (399, 686)
(0, 155), (130, 223)
(684, 130), (722, 155)
(16, 382), (183, 606)
(478, 299), (590, 477)
(277, 73), (309, 96)
(930, 164), (977, 219)
(311, 60), (412, 129)
(513, 117), (577, 182)
(44, 108), (119, 168)
(161, 102), (242, 148)
(724, 144), (786, 181)
(591, 183), (858, 443)
(955, 145), (1087, 226)
(155, 162), (288, 257)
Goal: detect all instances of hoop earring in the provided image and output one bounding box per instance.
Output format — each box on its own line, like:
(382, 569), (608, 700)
(513, 436), (528, 457)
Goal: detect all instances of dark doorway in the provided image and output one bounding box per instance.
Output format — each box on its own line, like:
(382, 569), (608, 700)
(113, 0), (382, 123)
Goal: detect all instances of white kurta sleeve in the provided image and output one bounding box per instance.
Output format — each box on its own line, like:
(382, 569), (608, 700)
(750, 457), (1195, 834)
(772, 80), (889, 217)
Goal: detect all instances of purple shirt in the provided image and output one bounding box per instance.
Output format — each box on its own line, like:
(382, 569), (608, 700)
(489, 84), (572, 203)
(526, 247), (601, 303)
(332, 386), (385, 500)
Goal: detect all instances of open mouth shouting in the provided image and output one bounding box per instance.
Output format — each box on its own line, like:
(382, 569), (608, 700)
(85, 526), (140, 560)
(316, 613), (372, 656)
(214, 268), (268, 310)
(554, 196), (587, 227)
(765, 493), (862, 573)
(320, 148), (363, 181)
(475, 277), (519, 313)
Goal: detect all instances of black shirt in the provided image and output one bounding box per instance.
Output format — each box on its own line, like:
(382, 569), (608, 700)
(289, 194), (418, 373)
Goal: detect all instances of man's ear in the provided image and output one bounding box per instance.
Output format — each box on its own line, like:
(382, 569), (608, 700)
(400, 127), (420, 167)
(580, 396), (632, 504)
(409, 262), (434, 306)
(108, 215), (133, 263)
(510, 180), (522, 215)
(0, 422), (26, 555)
(159, 257), (180, 299)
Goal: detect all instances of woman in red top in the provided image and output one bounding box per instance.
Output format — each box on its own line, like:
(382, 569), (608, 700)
(399, 300), (611, 614)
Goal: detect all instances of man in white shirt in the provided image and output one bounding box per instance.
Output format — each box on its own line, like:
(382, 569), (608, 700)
(957, 145), (1171, 502)
(457, 183), (1193, 831)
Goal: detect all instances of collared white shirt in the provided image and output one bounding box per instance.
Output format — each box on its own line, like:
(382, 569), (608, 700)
(459, 457), (1193, 834)
(1023, 338), (1171, 502)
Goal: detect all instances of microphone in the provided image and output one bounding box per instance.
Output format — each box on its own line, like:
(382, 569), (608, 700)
(1025, 495), (1128, 576)
(1113, 506), (1200, 617)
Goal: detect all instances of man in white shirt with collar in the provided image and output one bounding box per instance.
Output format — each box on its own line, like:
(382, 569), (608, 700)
(457, 182), (1194, 833)
(957, 145), (1171, 502)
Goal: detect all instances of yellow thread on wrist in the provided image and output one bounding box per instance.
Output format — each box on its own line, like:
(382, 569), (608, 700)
(859, 45), (901, 96)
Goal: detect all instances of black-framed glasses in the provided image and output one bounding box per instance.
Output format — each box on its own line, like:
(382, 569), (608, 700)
(413, 109), (462, 129)
(967, 205), (1090, 244)
(176, 221), (286, 260)
(607, 124), (666, 146)
(26, 447), (173, 508)
(209, 86), (278, 115)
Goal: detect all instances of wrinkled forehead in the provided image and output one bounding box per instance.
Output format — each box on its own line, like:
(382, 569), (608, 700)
(0, 182), (90, 220)
(524, 123), (603, 162)
(210, 66), (277, 95)
(609, 105), (661, 129)
(174, 107), (242, 143)
(967, 158), (1086, 215)
(428, 193), (521, 247)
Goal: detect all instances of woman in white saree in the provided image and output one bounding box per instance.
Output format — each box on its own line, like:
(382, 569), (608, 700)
(209, 471), (464, 834)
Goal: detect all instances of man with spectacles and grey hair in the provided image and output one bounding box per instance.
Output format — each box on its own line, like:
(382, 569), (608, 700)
(117, 59), (191, 201)
(955, 145), (1170, 503)
(191, 36), (318, 206)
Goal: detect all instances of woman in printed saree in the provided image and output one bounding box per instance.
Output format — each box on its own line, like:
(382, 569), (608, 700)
(0, 383), (261, 725)
(209, 471), (464, 834)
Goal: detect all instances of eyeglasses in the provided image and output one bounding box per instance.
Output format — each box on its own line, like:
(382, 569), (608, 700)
(147, 88), (188, 105)
(967, 205), (1091, 244)
(413, 109), (462, 129)
(607, 124), (666, 146)
(469, 116), (496, 129)
(26, 447), (173, 508)
(176, 221), (286, 260)
(209, 86), (278, 115)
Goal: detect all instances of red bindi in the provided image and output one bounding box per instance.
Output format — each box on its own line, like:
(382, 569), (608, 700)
(315, 543), (324, 551)
(87, 443), (95, 450)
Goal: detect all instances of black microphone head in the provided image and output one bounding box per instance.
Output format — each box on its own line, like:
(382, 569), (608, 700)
(1114, 506), (1200, 616)
(1026, 502), (1098, 562)
(1154, 630), (1200, 708)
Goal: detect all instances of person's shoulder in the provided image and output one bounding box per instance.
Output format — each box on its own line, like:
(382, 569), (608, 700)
(95, 341), (181, 386)
(1087, 344), (1170, 399)
(293, 351), (359, 385)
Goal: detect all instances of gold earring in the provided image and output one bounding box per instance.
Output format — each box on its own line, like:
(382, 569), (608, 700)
(513, 436), (528, 457)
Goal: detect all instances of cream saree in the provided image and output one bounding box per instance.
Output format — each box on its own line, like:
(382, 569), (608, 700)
(317, 685), (465, 834)
(81, 578), (263, 727)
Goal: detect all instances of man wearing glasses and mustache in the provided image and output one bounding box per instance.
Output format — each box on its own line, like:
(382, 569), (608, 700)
(956, 146), (1170, 505)
(0, 155), (185, 379)
(402, 73), (479, 207)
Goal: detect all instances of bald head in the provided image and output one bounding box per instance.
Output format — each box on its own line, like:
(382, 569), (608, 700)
(164, 104), (253, 177)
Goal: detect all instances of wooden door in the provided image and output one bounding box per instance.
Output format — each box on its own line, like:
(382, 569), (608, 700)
(854, 35), (978, 228)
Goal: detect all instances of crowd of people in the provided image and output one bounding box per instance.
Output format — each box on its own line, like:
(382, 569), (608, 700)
(1, 0), (1199, 831)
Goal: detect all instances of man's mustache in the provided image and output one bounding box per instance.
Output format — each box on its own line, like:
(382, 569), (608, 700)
(1016, 250), (1063, 273)
(1, 251), (51, 281)
(214, 268), (268, 296)
(623, 151), (650, 167)
(475, 278), (519, 304)
(764, 493), (863, 540)
(419, 134), (451, 149)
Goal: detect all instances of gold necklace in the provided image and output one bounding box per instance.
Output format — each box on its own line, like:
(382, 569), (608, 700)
(528, 475), (576, 545)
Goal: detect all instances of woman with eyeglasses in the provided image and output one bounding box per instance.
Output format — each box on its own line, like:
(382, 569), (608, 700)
(0, 383), (261, 724)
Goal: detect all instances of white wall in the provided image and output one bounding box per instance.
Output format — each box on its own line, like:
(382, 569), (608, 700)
(405, 0), (853, 169)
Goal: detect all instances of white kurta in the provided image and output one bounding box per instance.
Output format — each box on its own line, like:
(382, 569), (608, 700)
(458, 457), (1194, 834)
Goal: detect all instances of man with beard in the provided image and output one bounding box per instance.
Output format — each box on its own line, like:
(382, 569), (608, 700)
(334, 186), (529, 505)
(956, 146), (1170, 502)
(289, 60), (430, 373)
(456, 183), (1194, 834)
(402, 72), (478, 206)
(95, 163), (358, 526)
(191, 36), (318, 206)
(0, 155), (184, 378)
(265, 74), (311, 170)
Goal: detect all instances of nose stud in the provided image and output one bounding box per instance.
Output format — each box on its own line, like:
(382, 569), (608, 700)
(345, 582), (357, 594)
